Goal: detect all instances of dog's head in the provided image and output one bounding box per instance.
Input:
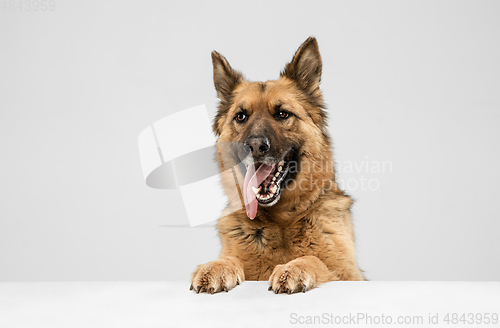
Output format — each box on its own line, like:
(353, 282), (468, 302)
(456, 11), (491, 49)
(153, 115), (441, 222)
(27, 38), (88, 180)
(213, 37), (337, 219)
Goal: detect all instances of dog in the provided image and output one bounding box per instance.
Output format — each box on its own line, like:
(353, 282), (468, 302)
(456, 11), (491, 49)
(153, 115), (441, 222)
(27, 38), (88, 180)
(190, 37), (366, 294)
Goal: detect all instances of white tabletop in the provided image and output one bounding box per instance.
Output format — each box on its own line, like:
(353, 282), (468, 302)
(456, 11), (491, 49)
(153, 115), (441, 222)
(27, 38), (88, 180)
(0, 281), (498, 327)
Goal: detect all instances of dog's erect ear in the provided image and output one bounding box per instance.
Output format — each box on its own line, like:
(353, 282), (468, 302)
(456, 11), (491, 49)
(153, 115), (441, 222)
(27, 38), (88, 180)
(281, 37), (322, 97)
(212, 51), (243, 103)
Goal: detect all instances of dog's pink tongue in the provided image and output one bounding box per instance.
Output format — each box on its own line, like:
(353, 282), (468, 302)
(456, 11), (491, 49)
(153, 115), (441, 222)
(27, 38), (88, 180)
(243, 163), (275, 219)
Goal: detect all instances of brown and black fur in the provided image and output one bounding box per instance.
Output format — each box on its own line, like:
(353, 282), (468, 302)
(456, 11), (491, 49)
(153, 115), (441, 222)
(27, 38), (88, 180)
(190, 37), (366, 295)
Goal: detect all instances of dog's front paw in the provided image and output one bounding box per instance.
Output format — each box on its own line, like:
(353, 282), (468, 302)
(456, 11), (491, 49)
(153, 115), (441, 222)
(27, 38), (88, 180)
(268, 256), (332, 294)
(190, 256), (244, 294)
(268, 263), (312, 294)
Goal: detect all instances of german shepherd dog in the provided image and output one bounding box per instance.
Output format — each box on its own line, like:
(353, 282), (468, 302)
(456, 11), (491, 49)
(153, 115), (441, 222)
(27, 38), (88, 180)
(190, 37), (366, 294)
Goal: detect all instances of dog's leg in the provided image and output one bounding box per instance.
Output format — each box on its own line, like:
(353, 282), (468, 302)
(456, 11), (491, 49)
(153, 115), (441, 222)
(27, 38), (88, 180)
(268, 256), (338, 294)
(190, 256), (245, 294)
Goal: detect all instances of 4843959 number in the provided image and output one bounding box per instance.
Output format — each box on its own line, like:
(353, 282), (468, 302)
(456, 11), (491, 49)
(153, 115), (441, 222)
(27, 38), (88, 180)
(443, 313), (498, 325)
(1, 0), (55, 11)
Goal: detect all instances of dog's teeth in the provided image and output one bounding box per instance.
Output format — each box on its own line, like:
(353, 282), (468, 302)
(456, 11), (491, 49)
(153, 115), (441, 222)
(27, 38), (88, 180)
(252, 186), (261, 195)
(278, 166), (282, 172)
(270, 185), (277, 194)
(279, 160), (284, 166)
(272, 177), (276, 181)
(275, 172), (279, 177)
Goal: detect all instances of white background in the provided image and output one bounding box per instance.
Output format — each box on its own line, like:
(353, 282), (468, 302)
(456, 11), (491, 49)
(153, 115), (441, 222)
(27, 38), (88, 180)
(1, 0), (499, 281)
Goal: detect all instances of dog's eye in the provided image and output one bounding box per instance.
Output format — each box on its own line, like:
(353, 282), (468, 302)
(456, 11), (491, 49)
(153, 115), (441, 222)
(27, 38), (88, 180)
(276, 110), (291, 120)
(235, 112), (248, 123)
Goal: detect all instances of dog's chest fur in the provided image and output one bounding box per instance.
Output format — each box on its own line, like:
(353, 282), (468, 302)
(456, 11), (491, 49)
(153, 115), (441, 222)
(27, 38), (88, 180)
(218, 215), (329, 280)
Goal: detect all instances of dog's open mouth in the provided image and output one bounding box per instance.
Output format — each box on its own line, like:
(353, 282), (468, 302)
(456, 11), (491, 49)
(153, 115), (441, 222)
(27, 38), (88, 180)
(242, 151), (292, 219)
(251, 159), (289, 205)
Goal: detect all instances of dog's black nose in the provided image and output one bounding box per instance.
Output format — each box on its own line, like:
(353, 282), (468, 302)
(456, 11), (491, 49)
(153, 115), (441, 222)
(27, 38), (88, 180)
(244, 136), (270, 157)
